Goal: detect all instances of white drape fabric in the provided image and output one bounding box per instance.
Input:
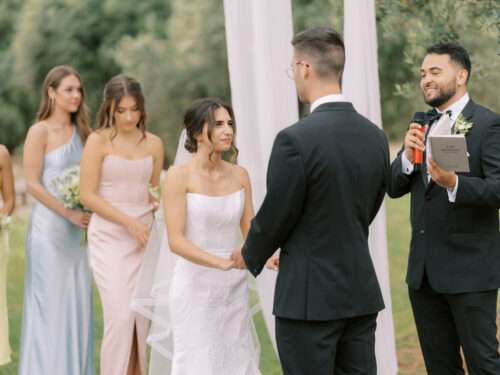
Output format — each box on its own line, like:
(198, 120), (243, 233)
(343, 1), (398, 374)
(223, 0), (299, 352)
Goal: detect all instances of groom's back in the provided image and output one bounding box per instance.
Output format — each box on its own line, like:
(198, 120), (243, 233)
(274, 102), (388, 321)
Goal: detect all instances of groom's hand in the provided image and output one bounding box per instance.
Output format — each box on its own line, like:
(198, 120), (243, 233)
(231, 248), (247, 270)
(265, 254), (280, 271)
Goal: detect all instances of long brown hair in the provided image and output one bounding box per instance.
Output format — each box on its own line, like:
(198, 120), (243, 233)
(95, 74), (147, 142)
(37, 65), (91, 143)
(183, 97), (239, 163)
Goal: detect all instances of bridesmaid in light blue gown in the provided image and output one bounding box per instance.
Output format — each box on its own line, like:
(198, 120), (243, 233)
(20, 66), (94, 375)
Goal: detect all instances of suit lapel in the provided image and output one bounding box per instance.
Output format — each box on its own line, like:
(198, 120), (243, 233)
(460, 99), (476, 122)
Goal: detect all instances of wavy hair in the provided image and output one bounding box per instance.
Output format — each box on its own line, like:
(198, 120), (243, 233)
(37, 65), (91, 143)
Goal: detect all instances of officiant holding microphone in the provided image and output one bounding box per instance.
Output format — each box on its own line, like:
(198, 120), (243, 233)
(389, 42), (500, 374)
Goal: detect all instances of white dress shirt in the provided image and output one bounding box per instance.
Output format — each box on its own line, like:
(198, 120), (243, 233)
(401, 93), (470, 202)
(310, 94), (347, 112)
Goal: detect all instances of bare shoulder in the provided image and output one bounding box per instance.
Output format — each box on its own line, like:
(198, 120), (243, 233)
(93, 127), (111, 139)
(145, 132), (164, 153)
(230, 163), (251, 187)
(26, 121), (48, 139)
(24, 122), (49, 152)
(164, 162), (189, 189)
(85, 131), (108, 149)
(0, 145), (9, 158)
(145, 131), (163, 145)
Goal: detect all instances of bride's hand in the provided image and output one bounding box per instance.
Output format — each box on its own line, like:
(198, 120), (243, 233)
(218, 257), (235, 271)
(125, 218), (150, 248)
(266, 254), (280, 271)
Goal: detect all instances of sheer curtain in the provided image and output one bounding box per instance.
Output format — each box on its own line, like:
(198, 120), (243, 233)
(343, 0), (398, 373)
(223, 0), (299, 352)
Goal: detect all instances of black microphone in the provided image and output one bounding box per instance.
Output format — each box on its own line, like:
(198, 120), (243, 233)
(411, 112), (427, 167)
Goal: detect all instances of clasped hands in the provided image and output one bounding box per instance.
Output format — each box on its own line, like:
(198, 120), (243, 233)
(226, 248), (280, 271)
(404, 123), (458, 189)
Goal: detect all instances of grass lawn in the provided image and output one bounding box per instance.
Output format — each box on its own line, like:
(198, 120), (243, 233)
(2, 196), (425, 374)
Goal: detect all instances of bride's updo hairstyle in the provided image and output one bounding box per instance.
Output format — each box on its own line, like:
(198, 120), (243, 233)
(183, 97), (238, 163)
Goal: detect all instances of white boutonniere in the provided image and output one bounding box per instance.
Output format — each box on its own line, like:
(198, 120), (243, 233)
(454, 113), (474, 135)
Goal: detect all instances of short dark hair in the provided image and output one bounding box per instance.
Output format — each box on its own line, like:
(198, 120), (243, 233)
(426, 42), (471, 83)
(291, 27), (345, 83)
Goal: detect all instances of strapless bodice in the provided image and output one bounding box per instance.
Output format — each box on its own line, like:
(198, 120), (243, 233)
(98, 155), (153, 207)
(184, 189), (244, 256)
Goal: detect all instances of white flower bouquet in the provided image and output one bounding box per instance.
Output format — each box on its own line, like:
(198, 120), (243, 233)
(51, 166), (88, 212)
(51, 166), (89, 245)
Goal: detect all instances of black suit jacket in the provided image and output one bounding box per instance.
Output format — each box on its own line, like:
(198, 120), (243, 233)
(388, 100), (500, 293)
(242, 102), (388, 321)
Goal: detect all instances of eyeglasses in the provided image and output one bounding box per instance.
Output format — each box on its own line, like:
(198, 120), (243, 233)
(285, 61), (307, 79)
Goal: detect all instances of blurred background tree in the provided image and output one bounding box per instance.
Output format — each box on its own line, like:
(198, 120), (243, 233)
(0, 0), (498, 160)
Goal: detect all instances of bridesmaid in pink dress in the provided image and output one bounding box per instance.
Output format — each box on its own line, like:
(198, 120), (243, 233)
(80, 75), (164, 375)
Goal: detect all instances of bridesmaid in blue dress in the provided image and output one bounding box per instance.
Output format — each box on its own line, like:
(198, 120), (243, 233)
(20, 65), (94, 375)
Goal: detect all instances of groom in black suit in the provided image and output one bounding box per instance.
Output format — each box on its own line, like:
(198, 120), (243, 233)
(232, 27), (389, 374)
(389, 42), (500, 374)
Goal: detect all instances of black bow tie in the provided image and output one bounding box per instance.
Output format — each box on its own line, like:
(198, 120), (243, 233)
(426, 108), (452, 124)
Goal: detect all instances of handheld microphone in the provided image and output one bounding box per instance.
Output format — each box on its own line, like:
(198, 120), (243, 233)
(411, 112), (427, 166)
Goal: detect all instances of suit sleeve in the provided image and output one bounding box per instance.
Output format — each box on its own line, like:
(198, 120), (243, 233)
(370, 133), (390, 223)
(456, 121), (500, 207)
(242, 130), (306, 277)
(387, 146), (413, 199)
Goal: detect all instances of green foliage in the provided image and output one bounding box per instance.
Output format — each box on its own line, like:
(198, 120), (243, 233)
(0, 0), (498, 154)
(377, 0), (500, 138)
(114, 0), (230, 163)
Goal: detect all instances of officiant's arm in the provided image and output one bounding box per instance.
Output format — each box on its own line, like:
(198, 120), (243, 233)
(242, 130), (306, 277)
(387, 148), (415, 198)
(388, 123), (425, 198)
(455, 121), (500, 207)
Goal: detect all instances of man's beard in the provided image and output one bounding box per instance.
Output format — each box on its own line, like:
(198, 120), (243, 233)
(423, 82), (456, 108)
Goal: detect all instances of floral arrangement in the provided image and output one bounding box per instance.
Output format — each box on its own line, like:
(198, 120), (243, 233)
(51, 166), (89, 244)
(454, 113), (474, 135)
(51, 166), (87, 211)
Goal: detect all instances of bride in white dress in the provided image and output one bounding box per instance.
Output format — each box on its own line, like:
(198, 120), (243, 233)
(138, 97), (261, 375)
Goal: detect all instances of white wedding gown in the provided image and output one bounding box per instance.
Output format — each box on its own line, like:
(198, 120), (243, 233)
(169, 189), (260, 374)
(132, 131), (261, 374)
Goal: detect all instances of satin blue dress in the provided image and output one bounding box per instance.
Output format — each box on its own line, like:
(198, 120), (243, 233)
(19, 127), (94, 375)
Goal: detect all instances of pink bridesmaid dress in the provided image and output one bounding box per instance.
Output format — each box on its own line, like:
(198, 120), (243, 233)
(88, 154), (154, 375)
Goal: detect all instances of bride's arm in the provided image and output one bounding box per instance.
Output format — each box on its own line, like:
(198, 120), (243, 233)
(238, 166), (254, 238)
(164, 166), (234, 270)
(80, 132), (149, 247)
(237, 166), (279, 270)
